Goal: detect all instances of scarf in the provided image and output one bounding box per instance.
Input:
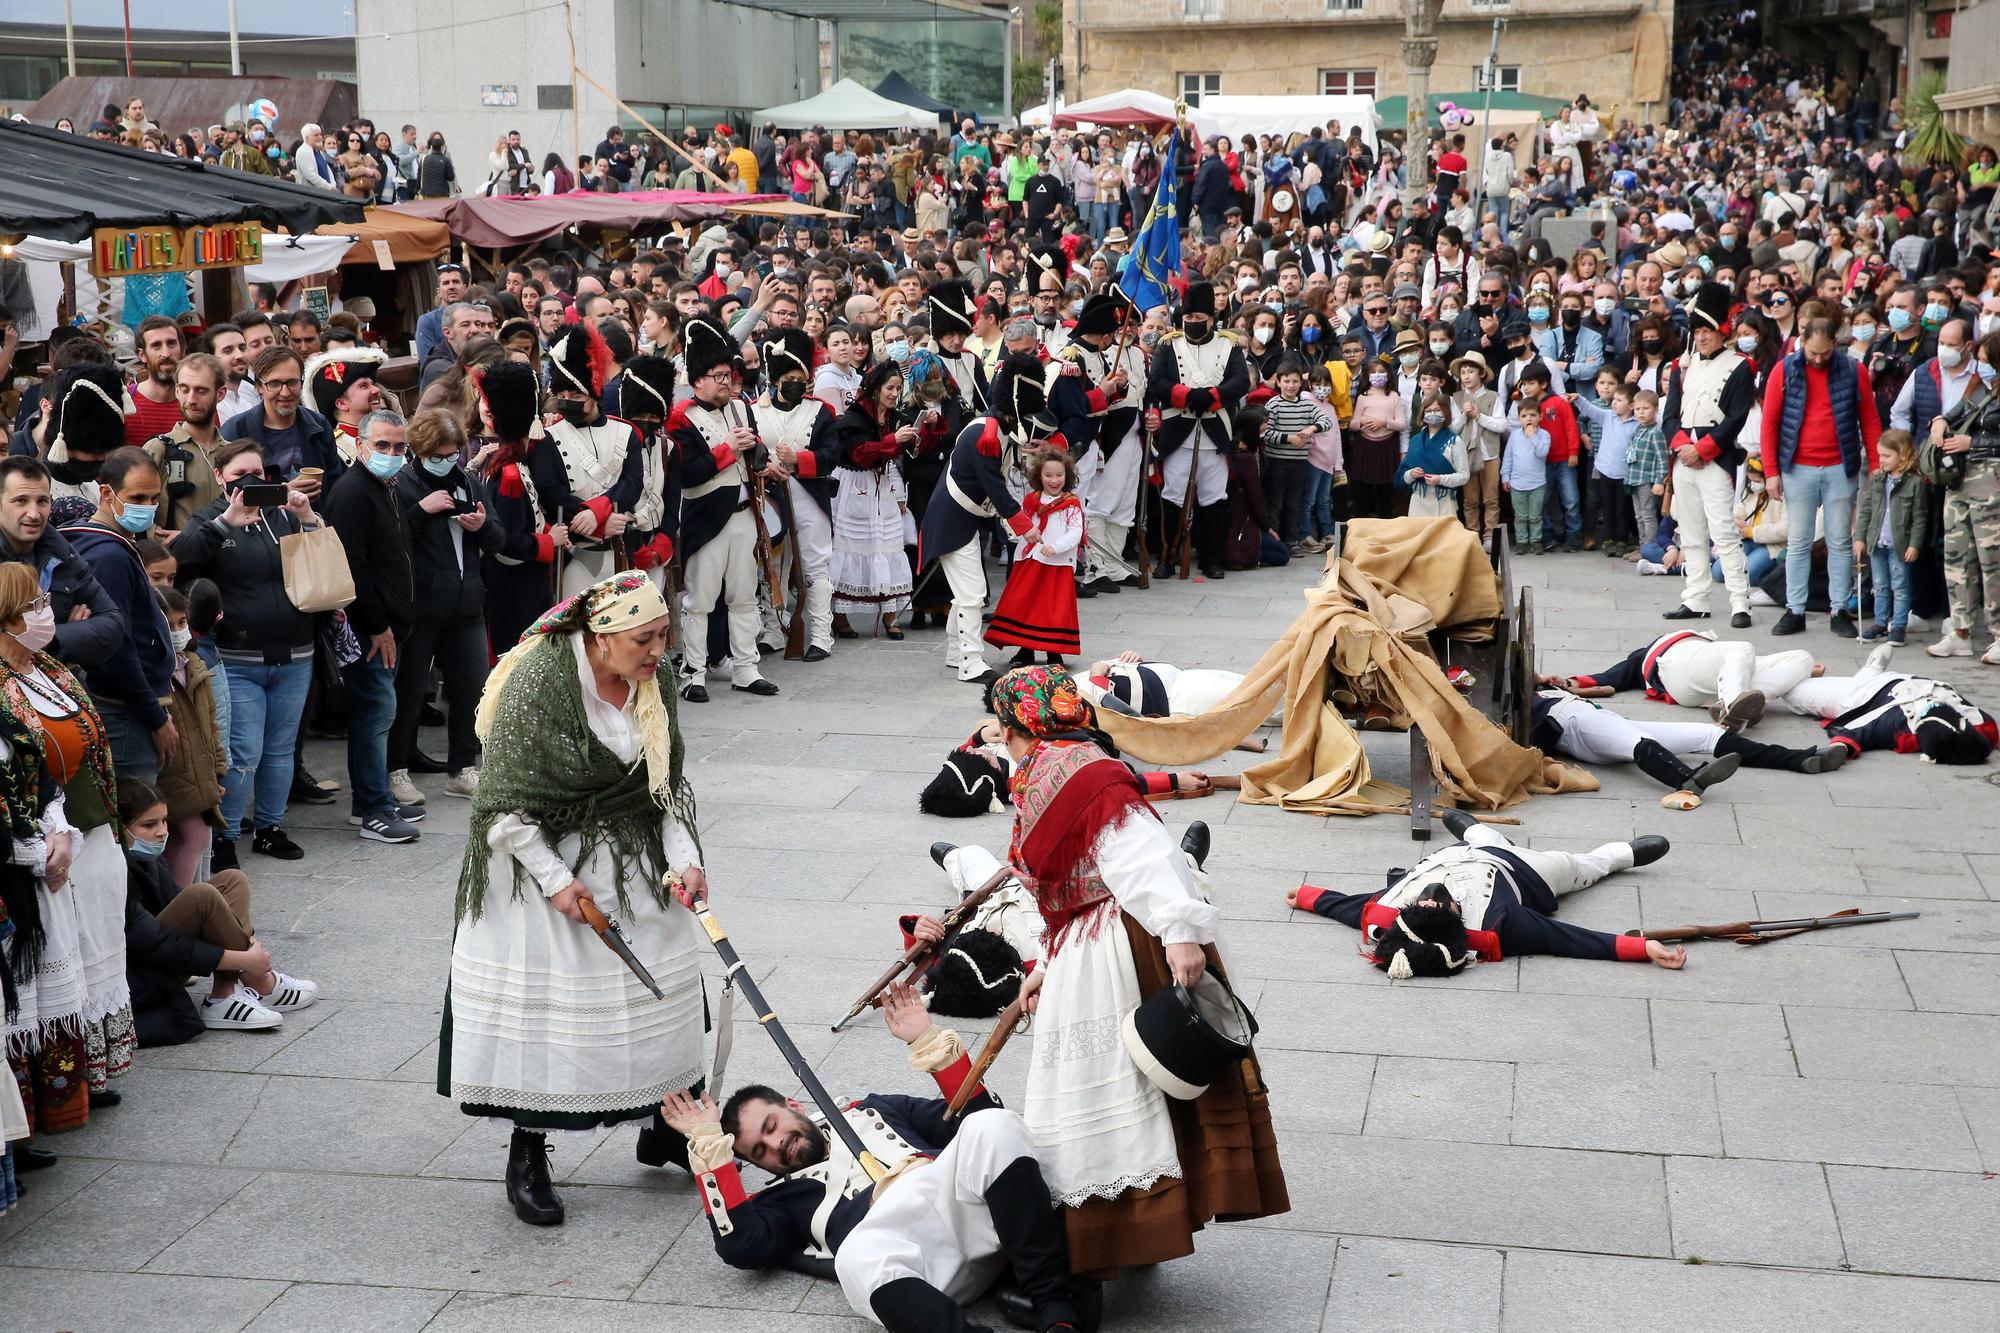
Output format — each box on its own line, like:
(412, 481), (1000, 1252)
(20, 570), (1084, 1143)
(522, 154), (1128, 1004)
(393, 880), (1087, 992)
(1396, 426), (1457, 492)
(1007, 738), (1154, 954)
(457, 632), (699, 922)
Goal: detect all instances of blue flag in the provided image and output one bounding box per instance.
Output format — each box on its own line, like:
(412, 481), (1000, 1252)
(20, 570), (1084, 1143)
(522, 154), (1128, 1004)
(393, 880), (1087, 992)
(1119, 124), (1182, 314)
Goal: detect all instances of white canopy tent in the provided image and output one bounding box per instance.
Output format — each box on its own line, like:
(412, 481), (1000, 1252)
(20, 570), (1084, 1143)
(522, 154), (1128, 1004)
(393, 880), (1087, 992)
(1187, 95), (1380, 154)
(1049, 87), (1178, 129)
(755, 79), (940, 132)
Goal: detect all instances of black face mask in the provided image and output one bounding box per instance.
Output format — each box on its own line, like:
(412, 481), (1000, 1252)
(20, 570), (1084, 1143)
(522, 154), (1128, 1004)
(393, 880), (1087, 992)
(1561, 310), (1581, 329)
(740, 368), (761, 394)
(774, 379), (806, 410)
(1182, 319), (1214, 345)
(552, 397), (593, 427)
(1641, 337), (1663, 353)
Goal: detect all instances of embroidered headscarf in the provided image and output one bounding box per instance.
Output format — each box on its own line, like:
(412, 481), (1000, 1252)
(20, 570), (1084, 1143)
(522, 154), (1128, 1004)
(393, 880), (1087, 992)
(991, 664), (1095, 743)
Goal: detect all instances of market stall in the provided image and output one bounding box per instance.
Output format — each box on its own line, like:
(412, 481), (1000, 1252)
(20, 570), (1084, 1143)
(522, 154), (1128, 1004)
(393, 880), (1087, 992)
(755, 80), (940, 132)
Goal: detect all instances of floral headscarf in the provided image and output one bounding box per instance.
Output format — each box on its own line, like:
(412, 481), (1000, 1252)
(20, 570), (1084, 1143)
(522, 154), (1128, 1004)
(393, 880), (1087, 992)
(992, 664), (1094, 740)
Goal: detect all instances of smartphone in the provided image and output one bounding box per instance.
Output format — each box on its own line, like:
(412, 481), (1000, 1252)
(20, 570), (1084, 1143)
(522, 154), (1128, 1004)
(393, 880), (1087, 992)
(239, 483), (288, 508)
(452, 497), (477, 515)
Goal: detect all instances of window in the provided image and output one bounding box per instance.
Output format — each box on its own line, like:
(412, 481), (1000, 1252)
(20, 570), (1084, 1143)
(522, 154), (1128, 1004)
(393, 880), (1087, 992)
(1180, 72), (1221, 105)
(1325, 0), (1365, 9)
(1475, 65), (1521, 92)
(1470, 0), (1514, 8)
(1184, 0), (1221, 16)
(1320, 69), (1377, 97)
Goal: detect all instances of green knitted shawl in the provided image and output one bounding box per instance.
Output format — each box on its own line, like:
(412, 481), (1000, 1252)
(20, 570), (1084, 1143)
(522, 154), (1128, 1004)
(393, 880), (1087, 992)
(455, 633), (699, 923)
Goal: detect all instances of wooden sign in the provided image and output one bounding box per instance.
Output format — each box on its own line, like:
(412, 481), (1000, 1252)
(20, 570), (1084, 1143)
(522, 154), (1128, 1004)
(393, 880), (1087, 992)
(91, 222), (264, 278)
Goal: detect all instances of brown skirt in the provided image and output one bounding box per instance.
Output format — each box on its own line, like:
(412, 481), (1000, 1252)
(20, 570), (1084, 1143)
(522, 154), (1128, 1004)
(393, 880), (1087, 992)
(1063, 914), (1290, 1277)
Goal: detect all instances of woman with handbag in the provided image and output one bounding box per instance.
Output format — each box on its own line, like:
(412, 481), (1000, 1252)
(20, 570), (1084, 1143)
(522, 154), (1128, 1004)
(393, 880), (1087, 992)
(166, 441), (324, 864)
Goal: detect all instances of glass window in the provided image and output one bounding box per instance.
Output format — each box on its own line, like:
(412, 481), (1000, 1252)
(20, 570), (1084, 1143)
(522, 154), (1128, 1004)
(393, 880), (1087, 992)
(1180, 72), (1221, 106)
(1184, 0), (1222, 16)
(1320, 69), (1377, 96)
(836, 19), (1006, 123)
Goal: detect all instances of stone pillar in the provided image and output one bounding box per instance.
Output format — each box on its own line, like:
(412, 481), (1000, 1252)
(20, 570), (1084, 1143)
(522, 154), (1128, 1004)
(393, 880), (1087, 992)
(1401, 0), (1442, 196)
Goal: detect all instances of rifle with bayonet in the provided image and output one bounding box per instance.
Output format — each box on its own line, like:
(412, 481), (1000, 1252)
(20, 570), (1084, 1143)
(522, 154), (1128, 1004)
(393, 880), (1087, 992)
(1629, 908), (1919, 946)
(833, 860), (1020, 1031)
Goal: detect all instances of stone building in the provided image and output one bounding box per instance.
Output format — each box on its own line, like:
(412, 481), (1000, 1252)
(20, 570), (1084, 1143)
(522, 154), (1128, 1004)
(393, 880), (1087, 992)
(1065, 0), (1674, 117)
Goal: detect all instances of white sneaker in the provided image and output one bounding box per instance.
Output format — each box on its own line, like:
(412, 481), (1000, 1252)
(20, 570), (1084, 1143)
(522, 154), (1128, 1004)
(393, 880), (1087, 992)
(1748, 588), (1778, 607)
(1864, 642), (1896, 675)
(201, 987), (283, 1030)
(1637, 560), (1669, 576)
(1928, 632), (1974, 659)
(388, 769), (425, 806)
(1983, 640), (2000, 666)
(252, 972), (319, 1012)
(445, 768), (480, 799)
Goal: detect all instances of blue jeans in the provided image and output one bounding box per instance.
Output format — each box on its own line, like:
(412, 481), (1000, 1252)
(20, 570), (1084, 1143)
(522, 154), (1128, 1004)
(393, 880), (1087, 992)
(1306, 465), (1336, 539)
(1491, 196), (1511, 242)
(342, 657), (399, 818)
(1869, 543), (1912, 631)
(1714, 543), (1777, 585)
(1782, 463), (1856, 614)
(1090, 199), (1119, 239)
(97, 702), (159, 784)
(221, 659), (312, 838)
(1546, 462), (1581, 545)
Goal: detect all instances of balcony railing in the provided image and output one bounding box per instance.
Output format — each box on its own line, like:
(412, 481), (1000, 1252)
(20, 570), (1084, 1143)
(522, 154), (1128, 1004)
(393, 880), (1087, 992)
(1081, 0), (1385, 28)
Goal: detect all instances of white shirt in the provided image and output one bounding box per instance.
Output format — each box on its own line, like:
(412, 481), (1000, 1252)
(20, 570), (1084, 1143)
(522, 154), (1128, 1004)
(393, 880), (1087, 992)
(218, 380), (260, 425)
(1889, 357), (1978, 432)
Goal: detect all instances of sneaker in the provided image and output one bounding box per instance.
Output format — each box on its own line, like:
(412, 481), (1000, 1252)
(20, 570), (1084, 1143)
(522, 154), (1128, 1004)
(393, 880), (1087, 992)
(348, 803), (425, 826)
(1748, 588), (1778, 607)
(201, 987), (283, 1031)
(251, 972), (319, 1012)
(1984, 640), (2000, 666)
(1860, 622), (1886, 642)
(1770, 611), (1807, 636)
(251, 826), (304, 861)
(444, 768), (480, 799)
(389, 769), (425, 806)
(1637, 560), (1668, 575)
(288, 767), (339, 805)
(1829, 612), (1859, 639)
(209, 836), (239, 872)
(1887, 628), (1908, 647)
(357, 811), (420, 844)
(1928, 631), (1974, 658)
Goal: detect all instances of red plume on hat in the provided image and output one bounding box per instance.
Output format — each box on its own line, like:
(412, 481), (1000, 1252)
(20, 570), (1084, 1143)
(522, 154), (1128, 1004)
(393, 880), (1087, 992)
(548, 318), (616, 397)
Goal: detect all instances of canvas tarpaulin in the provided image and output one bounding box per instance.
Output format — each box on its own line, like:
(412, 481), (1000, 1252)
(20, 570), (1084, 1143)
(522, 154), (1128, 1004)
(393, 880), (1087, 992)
(388, 190), (827, 250)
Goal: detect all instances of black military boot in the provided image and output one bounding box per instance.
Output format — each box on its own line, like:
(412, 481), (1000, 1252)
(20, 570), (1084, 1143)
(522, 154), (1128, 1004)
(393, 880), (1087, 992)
(984, 1157), (1087, 1332)
(1714, 730), (1848, 774)
(870, 1276), (989, 1332)
(1632, 738), (1738, 794)
(506, 1128), (564, 1226)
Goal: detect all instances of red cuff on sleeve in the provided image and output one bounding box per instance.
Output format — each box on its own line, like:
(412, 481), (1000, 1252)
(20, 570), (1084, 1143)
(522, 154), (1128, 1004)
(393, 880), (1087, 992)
(533, 533), (555, 564)
(1614, 933), (1653, 962)
(581, 495), (614, 524)
(1695, 434), (1721, 462)
(1830, 734), (1862, 756)
(711, 443), (739, 471)
(1293, 885), (1328, 913)
(1138, 771), (1175, 796)
(1573, 674), (1600, 689)
(929, 1051), (979, 1104)
(1088, 673), (1112, 692)
(1005, 509), (1033, 536)
(700, 1162), (749, 1214)
(898, 914), (920, 953)
(1085, 385), (1110, 413)
(1893, 731), (1919, 754)
(794, 448), (819, 479)
(1670, 431), (1693, 453)
(1169, 384), (1191, 409)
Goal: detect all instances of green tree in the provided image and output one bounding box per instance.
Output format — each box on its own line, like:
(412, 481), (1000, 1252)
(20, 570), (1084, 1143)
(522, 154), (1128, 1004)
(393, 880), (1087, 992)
(1010, 0), (1066, 114)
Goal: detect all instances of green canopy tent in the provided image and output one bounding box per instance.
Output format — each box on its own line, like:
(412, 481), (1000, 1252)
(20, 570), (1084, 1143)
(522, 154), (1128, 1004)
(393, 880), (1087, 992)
(1375, 90), (1573, 129)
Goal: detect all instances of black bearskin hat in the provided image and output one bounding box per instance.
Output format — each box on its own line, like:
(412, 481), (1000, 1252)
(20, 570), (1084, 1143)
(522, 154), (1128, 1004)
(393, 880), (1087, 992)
(1074, 291), (1126, 339)
(1181, 280), (1217, 320)
(1914, 707), (1995, 765)
(479, 360), (541, 441)
(620, 352), (677, 420)
(918, 749), (1011, 817)
(991, 351), (1048, 430)
(921, 928), (1027, 1018)
(1372, 903), (1476, 980)
(1688, 281), (1736, 332)
(682, 316), (739, 385)
(548, 319), (615, 397)
(761, 327), (816, 384)
(303, 346), (386, 420)
(45, 363), (131, 460)
(1029, 244), (1069, 290)
(927, 279), (978, 338)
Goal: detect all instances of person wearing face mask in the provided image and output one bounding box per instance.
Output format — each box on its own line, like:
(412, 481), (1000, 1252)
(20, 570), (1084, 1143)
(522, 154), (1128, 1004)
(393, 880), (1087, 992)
(389, 409), (500, 805)
(0, 412), (130, 678)
(1245, 307), (1285, 382)
(61, 448), (178, 783)
(1147, 282), (1249, 578)
(1660, 283), (1760, 626)
(324, 411), (425, 847)
(543, 323), (643, 598)
(754, 330), (842, 658)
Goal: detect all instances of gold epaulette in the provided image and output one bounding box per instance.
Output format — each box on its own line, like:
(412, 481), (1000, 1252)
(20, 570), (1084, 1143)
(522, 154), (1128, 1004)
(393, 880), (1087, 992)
(1160, 329), (1184, 342)
(1216, 329), (1244, 345)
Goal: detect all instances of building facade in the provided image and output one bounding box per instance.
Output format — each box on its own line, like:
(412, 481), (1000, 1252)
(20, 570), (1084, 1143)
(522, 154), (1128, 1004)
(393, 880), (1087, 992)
(355, 0), (818, 174)
(1064, 0), (1673, 118)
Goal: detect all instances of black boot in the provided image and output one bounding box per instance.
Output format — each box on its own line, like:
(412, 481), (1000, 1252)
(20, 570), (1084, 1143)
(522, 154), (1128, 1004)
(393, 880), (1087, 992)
(505, 1128), (564, 1226)
(870, 1276), (988, 1332)
(1196, 500), (1230, 579)
(1632, 738), (1738, 794)
(1714, 731), (1848, 774)
(984, 1157), (1085, 1332)
(1180, 821), (1211, 870)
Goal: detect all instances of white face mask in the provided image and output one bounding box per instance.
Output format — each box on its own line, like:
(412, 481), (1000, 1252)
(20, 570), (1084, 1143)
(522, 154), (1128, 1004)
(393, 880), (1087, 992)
(1594, 297), (1617, 318)
(1252, 326), (1273, 345)
(1939, 345), (1964, 369)
(171, 626), (193, 652)
(1237, 274), (1259, 292)
(15, 605), (55, 653)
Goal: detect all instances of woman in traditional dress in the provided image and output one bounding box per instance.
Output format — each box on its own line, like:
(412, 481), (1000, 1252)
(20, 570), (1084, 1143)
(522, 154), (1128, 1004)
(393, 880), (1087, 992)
(829, 362), (920, 639)
(986, 446), (1083, 667)
(0, 561), (125, 1158)
(990, 666), (1288, 1276)
(441, 572), (709, 1227)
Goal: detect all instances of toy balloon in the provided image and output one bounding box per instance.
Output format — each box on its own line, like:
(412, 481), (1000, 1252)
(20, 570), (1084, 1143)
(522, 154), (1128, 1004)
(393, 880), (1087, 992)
(250, 98), (279, 128)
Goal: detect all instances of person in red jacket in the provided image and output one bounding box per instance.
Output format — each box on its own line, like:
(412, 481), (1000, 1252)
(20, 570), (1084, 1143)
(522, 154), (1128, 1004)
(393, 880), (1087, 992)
(1514, 363), (1583, 549)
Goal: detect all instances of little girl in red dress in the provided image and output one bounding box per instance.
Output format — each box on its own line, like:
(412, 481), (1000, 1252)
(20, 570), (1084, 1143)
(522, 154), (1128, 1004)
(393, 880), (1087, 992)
(986, 447), (1083, 667)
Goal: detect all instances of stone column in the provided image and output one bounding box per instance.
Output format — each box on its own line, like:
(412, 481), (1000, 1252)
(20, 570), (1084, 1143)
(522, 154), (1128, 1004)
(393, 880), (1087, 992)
(1401, 0), (1442, 196)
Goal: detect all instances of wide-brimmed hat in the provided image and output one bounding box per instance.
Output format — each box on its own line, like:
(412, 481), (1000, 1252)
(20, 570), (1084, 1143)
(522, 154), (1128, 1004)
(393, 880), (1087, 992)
(1101, 227), (1129, 246)
(1367, 231), (1394, 253)
(1449, 350), (1493, 383)
(1392, 327), (1424, 354)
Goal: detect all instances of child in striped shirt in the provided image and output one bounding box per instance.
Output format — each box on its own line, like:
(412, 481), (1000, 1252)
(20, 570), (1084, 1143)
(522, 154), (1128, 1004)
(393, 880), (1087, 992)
(1622, 389), (1670, 552)
(1261, 354), (1337, 554)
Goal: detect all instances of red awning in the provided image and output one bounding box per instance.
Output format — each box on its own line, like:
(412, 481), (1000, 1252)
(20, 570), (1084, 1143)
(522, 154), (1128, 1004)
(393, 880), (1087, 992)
(386, 189), (816, 249)
(1050, 107), (1175, 130)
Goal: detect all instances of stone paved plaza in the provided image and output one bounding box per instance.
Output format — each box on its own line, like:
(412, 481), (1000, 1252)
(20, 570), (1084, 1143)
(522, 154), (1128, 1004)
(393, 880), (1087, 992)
(4, 545), (1999, 1333)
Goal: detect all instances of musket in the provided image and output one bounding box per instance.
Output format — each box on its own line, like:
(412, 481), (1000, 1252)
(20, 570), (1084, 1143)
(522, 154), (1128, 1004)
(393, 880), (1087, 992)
(576, 897), (664, 998)
(833, 860), (1019, 1032)
(728, 400), (795, 652)
(1134, 410), (1156, 589)
(768, 471), (809, 661)
(1629, 909), (1919, 945)
(676, 873), (887, 1182)
(944, 990), (1029, 1119)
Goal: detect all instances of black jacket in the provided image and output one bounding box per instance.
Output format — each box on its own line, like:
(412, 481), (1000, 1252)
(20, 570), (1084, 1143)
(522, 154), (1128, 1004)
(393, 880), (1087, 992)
(0, 527), (127, 670)
(125, 854), (225, 1048)
(325, 462), (415, 641)
(219, 405), (347, 492)
(63, 522), (176, 729)
(393, 460), (503, 622)
(168, 497), (317, 661)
